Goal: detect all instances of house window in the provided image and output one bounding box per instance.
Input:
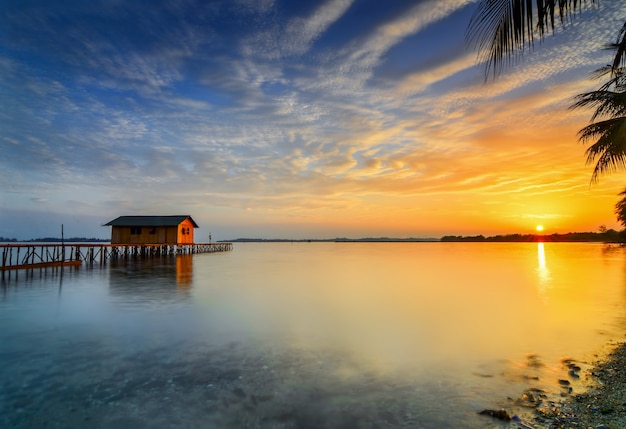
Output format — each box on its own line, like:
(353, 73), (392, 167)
(149, 228), (156, 234)
(130, 227), (142, 235)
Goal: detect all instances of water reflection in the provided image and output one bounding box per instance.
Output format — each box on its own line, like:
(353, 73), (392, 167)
(108, 256), (194, 306)
(3, 243), (626, 429)
(536, 242), (552, 295)
(194, 243), (626, 369)
(176, 254), (193, 288)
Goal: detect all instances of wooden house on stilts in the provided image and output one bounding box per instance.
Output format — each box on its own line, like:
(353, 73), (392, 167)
(104, 215), (199, 245)
(1, 215), (231, 274)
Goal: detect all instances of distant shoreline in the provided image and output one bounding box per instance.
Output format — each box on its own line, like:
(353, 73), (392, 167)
(226, 231), (624, 243)
(2, 230), (623, 244)
(0, 237), (109, 243)
(225, 238), (439, 243)
(441, 230), (624, 242)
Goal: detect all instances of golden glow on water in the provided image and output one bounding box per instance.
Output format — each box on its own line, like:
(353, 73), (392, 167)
(194, 243), (626, 383)
(3, 243), (626, 428)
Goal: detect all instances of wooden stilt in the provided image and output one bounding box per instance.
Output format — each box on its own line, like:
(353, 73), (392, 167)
(0, 243), (232, 271)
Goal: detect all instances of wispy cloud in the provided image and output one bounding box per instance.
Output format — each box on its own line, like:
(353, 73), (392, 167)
(1, 0), (624, 238)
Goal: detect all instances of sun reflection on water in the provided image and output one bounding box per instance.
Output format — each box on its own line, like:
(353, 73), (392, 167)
(536, 242), (552, 294)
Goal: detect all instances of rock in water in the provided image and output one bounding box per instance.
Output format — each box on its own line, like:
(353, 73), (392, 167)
(478, 409), (512, 421)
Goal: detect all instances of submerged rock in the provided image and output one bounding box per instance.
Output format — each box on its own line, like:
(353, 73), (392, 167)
(564, 358), (582, 379)
(526, 354), (544, 368)
(478, 408), (512, 421)
(516, 388), (547, 408)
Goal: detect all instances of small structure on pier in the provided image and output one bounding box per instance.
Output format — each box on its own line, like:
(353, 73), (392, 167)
(104, 215), (198, 245)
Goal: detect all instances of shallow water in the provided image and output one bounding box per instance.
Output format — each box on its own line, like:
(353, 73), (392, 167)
(1, 242), (625, 428)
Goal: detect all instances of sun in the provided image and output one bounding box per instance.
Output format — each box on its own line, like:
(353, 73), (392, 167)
(536, 225), (544, 232)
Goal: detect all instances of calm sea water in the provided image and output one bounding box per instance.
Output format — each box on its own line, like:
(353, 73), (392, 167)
(1, 242), (625, 428)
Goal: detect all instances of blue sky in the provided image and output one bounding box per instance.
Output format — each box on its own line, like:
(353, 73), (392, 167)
(1, 0), (625, 240)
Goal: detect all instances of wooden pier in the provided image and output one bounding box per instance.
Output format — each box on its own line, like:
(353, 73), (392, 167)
(1, 242), (233, 273)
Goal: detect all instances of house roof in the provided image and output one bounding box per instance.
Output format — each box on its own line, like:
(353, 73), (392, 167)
(104, 215), (199, 228)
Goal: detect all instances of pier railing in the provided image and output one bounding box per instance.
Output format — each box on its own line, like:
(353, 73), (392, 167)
(0, 242), (233, 272)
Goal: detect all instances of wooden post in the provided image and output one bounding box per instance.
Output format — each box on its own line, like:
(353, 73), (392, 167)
(61, 224), (65, 262)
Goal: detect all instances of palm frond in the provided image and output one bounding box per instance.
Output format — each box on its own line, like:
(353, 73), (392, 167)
(609, 22), (626, 73)
(579, 117), (626, 182)
(614, 188), (626, 227)
(589, 65), (613, 81)
(467, 0), (529, 78)
(467, 0), (596, 79)
(571, 89), (626, 121)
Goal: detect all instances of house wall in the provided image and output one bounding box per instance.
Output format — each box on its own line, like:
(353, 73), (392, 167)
(177, 218), (195, 244)
(110, 226), (179, 244)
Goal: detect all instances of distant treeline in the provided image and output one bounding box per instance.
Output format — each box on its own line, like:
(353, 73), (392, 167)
(228, 237), (439, 242)
(334, 237), (439, 242)
(441, 230), (624, 242)
(0, 237), (109, 243)
(230, 233), (626, 243)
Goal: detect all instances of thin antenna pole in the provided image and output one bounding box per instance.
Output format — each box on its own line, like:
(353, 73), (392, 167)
(61, 224), (65, 261)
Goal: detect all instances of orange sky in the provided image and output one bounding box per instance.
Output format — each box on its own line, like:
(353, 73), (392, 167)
(2, 1), (624, 239)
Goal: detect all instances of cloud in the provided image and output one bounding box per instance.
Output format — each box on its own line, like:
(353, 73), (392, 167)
(342, 0), (472, 70)
(2, 0), (624, 238)
(281, 0), (355, 57)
